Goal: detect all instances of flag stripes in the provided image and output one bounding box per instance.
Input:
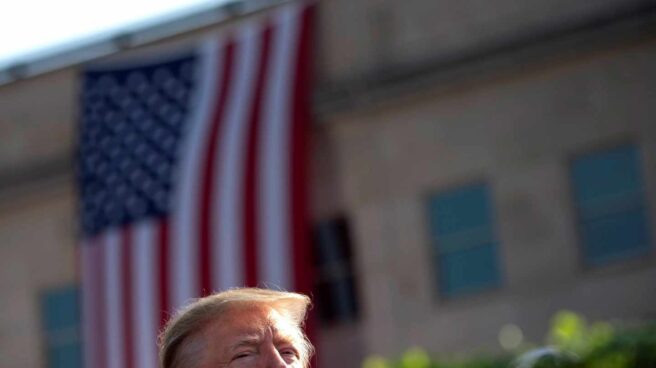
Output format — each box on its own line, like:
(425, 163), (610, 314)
(133, 222), (158, 368)
(198, 38), (234, 296)
(291, 3), (314, 294)
(79, 3), (314, 368)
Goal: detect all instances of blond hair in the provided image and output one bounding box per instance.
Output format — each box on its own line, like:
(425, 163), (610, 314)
(158, 288), (313, 368)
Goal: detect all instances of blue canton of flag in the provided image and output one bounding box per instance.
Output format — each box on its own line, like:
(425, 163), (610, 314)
(79, 55), (197, 236)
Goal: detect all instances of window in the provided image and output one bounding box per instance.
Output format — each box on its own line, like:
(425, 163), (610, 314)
(570, 144), (651, 265)
(427, 183), (501, 297)
(313, 217), (359, 325)
(40, 286), (82, 368)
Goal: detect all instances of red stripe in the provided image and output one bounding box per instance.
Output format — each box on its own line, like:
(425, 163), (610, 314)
(291, 4), (314, 295)
(244, 25), (274, 287)
(95, 238), (108, 368)
(121, 227), (135, 368)
(199, 40), (236, 296)
(158, 219), (170, 329)
(290, 7), (317, 366)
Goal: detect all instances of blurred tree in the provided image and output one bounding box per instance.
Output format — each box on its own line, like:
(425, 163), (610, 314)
(361, 310), (656, 368)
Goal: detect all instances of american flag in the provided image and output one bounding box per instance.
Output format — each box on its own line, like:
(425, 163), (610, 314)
(77, 3), (314, 368)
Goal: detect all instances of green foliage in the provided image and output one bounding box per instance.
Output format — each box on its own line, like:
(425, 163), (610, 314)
(362, 348), (510, 368)
(547, 311), (614, 356)
(362, 312), (656, 368)
(400, 348), (431, 368)
(363, 355), (392, 368)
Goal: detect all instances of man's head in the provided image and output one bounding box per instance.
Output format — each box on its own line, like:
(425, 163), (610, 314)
(159, 288), (313, 368)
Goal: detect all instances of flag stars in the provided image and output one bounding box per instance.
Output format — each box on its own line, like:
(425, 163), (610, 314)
(137, 118), (155, 133)
(153, 68), (173, 85)
(95, 161), (109, 177)
(168, 110), (183, 127)
(128, 106), (146, 122)
(103, 201), (122, 223)
(118, 157), (133, 172)
(145, 92), (164, 109)
(79, 55), (195, 235)
(118, 95), (134, 110)
(123, 132), (139, 148)
(179, 61), (194, 82)
(98, 75), (118, 90)
(170, 85), (188, 102)
(127, 166), (145, 184)
(103, 110), (117, 124)
(139, 178), (157, 198)
(106, 173), (119, 187)
(133, 143), (148, 159)
(162, 77), (177, 93)
(153, 189), (169, 211)
(84, 89), (103, 108)
(134, 80), (151, 95)
(161, 135), (177, 153)
(115, 183), (129, 198)
(126, 195), (147, 217)
(152, 127), (168, 143)
(108, 146), (122, 160)
(109, 84), (126, 103)
(127, 71), (148, 90)
(154, 161), (170, 179)
(144, 151), (161, 168)
(156, 103), (174, 119)
(112, 120), (128, 135)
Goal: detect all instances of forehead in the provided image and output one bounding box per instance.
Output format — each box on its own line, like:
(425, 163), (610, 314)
(202, 303), (298, 344)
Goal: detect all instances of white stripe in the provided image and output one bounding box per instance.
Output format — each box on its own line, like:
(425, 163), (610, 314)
(103, 229), (124, 368)
(132, 221), (158, 368)
(171, 39), (221, 308)
(216, 21), (262, 289)
(258, 5), (301, 290)
(80, 241), (97, 368)
(205, 38), (228, 291)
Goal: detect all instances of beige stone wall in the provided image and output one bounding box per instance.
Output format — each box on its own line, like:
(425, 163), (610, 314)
(1, 1), (655, 367)
(0, 64), (79, 368)
(0, 69), (76, 175)
(325, 37), (656, 356)
(0, 176), (77, 368)
(316, 0), (650, 84)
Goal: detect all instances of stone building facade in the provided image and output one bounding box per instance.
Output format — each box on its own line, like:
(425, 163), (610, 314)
(1, 1), (655, 367)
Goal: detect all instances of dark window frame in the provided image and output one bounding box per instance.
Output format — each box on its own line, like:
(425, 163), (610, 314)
(312, 216), (359, 326)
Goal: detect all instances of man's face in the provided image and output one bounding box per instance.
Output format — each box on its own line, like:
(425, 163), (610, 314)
(195, 304), (305, 368)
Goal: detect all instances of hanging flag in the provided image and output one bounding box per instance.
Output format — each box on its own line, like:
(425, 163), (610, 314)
(77, 3), (314, 368)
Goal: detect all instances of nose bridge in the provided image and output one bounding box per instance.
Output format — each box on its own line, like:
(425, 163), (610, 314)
(262, 342), (288, 368)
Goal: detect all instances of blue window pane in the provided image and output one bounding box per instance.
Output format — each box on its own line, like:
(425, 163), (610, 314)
(41, 286), (82, 368)
(49, 342), (82, 368)
(581, 207), (650, 265)
(570, 144), (652, 265)
(438, 243), (500, 297)
(571, 145), (642, 206)
(429, 184), (492, 236)
(428, 183), (501, 297)
(43, 287), (79, 331)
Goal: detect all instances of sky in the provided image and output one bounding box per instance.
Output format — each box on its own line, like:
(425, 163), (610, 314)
(0, 0), (230, 69)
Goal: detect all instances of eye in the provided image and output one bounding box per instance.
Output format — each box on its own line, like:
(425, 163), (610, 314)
(279, 347), (299, 359)
(232, 351), (254, 361)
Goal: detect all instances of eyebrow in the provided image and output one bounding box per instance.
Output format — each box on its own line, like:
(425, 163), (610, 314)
(273, 332), (297, 346)
(228, 336), (261, 351)
(227, 333), (298, 352)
